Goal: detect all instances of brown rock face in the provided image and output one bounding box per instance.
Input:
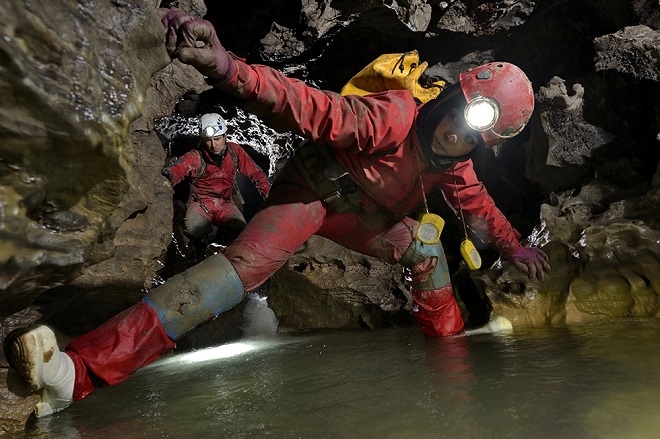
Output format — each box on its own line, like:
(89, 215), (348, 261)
(0, 368), (40, 435)
(0, 0), (170, 317)
(269, 236), (414, 332)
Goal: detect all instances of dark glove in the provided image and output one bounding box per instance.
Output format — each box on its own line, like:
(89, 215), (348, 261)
(159, 9), (237, 80)
(161, 166), (174, 182)
(509, 247), (551, 282)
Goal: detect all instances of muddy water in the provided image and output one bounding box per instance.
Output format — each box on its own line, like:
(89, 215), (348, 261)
(19, 319), (660, 439)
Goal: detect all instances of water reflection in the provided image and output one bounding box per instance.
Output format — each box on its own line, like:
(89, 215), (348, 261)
(19, 320), (660, 439)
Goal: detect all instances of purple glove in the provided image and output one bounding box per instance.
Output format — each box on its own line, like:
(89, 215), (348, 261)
(159, 9), (237, 80)
(509, 247), (551, 282)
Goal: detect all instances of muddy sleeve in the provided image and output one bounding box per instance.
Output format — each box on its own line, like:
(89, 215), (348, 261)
(435, 160), (522, 257)
(213, 57), (415, 155)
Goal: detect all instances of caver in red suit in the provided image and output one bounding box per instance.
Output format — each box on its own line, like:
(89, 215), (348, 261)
(163, 123), (271, 244)
(4, 11), (550, 417)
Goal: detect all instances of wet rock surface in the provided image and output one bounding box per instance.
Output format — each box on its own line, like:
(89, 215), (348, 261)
(269, 236), (414, 333)
(0, 368), (39, 436)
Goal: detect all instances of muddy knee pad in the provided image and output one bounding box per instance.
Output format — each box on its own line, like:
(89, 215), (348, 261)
(185, 210), (213, 241)
(143, 253), (244, 339)
(400, 238), (450, 290)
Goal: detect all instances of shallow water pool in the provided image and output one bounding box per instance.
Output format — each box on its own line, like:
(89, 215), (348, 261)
(20, 319), (660, 438)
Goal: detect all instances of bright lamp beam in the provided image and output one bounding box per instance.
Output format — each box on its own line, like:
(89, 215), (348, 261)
(465, 99), (497, 131)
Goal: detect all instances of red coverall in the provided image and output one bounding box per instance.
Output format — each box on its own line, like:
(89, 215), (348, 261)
(65, 58), (524, 401)
(166, 143), (270, 242)
(219, 58), (522, 287)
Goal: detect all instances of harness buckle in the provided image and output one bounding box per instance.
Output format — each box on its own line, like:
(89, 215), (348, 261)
(324, 191), (342, 203)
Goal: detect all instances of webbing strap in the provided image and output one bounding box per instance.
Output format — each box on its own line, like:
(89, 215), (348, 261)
(226, 145), (245, 205)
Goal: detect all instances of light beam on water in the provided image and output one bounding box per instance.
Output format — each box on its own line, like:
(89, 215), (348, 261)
(175, 342), (256, 364)
(155, 293), (281, 366)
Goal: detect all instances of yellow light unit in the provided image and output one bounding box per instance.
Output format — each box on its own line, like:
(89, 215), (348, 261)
(460, 239), (482, 270)
(416, 213), (445, 245)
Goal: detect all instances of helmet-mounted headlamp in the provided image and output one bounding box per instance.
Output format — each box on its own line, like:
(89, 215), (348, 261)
(199, 113), (228, 139)
(464, 95), (499, 132)
(202, 125), (223, 138)
(459, 62), (535, 147)
(463, 94), (526, 141)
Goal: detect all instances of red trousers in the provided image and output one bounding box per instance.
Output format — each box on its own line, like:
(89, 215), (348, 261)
(66, 162), (463, 400)
(185, 197), (246, 242)
(66, 302), (175, 401)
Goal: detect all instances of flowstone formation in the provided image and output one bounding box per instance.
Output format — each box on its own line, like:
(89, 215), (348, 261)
(474, 23), (660, 326)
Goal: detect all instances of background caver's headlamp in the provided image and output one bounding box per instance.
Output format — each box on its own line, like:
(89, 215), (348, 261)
(199, 113), (228, 139)
(202, 125), (223, 138)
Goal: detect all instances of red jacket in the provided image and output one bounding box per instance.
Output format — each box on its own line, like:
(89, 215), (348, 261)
(168, 143), (270, 201)
(219, 60), (521, 257)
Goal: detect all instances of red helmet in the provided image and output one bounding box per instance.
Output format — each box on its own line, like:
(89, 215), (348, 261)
(459, 62), (534, 147)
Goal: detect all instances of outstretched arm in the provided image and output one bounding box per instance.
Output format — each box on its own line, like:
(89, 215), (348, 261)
(159, 10), (414, 154)
(438, 160), (551, 282)
(161, 151), (203, 187)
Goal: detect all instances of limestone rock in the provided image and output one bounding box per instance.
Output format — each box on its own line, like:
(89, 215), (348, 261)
(594, 25), (660, 81)
(0, 0), (169, 317)
(0, 368), (39, 436)
(475, 241), (581, 327)
(537, 76), (616, 168)
(567, 223), (660, 320)
(268, 236), (414, 333)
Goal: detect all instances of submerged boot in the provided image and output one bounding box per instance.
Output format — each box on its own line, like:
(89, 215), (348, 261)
(4, 325), (75, 417)
(411, 284), (465, 337)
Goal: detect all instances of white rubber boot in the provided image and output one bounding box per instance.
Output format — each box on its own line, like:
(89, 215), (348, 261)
(6, 325), (75, 417)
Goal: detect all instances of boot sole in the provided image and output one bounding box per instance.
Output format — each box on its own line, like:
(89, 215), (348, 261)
(4, 325), (57, 392)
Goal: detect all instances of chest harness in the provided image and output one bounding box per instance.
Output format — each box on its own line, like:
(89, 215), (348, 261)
(190, 145), (244, 214)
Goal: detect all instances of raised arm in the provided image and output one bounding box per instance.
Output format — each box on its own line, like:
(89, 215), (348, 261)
(160, 9), (414, 154)
(161, 151), (203, 187)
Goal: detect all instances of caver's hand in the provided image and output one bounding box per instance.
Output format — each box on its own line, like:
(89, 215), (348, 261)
(159, 9), (236, 80)
(509, 246), (551, 282)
